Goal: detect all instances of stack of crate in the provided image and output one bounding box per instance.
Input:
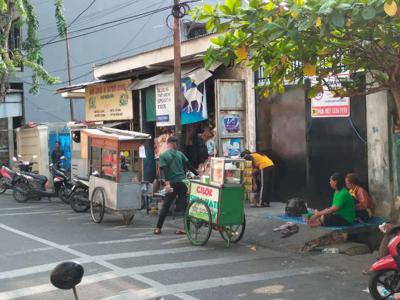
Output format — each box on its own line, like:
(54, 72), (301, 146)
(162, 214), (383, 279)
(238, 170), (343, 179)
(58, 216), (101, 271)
(244, 160), (253, 201)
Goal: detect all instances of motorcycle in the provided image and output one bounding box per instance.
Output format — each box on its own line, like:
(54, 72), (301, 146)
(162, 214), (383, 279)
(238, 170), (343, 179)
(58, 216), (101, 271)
(12, 160), (68, 203)
(69, 177), (90, 213)
(51, 160), (73, 204)
(0, 155), (38, 194)
(368, 226), (400, 299)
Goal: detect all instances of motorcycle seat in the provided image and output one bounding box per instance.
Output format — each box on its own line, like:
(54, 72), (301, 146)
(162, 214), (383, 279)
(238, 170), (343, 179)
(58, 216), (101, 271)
(26, 173), (48, 182)
(77, 176), (89, 182)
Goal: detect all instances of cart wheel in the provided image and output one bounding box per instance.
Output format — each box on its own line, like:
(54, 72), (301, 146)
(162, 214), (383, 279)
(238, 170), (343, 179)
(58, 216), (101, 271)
(219, 215), (246, 245)
(91, 187), (105, 223)
(184, 199), (212, 246)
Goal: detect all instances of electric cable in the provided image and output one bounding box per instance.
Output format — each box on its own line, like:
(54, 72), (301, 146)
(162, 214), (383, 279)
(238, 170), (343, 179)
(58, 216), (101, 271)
(41, 6), (173, 47)
(348, 116), (367, 144)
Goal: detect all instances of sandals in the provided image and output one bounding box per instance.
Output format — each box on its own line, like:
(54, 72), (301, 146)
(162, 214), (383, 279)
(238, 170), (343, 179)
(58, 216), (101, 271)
(175, 230), (186, 235)
(273, 222), (295, 232)
(281, 224), (299, 238)
(153, 228), (161, 235)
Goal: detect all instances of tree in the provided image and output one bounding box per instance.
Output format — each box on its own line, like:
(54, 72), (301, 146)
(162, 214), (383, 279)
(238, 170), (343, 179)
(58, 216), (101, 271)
(0, 0), (66, 100)
(193, 0), (400, 118)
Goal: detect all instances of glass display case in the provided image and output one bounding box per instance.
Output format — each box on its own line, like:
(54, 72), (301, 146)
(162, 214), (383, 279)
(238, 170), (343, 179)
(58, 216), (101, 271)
(210, 158), (245, 186)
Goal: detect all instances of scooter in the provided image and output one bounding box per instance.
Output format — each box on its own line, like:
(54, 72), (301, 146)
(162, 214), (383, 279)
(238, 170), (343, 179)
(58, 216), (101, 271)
(368, 226), (400, 299)
(69, 177), (90, 213)
(51, 161), (73, 204)
(0, 155), (38, 194)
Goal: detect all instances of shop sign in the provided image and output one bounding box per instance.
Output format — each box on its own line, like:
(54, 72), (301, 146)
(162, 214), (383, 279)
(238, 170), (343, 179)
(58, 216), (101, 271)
(155, 83), (175, 126)
(181, 77), (208, 125)
(189, 182), (219, 223)
(311, 72), (350, 118)
(85, 79), (133, 121)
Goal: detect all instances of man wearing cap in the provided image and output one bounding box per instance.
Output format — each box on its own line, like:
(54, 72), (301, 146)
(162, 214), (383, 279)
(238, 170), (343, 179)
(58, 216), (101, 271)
(154, 136), (199, 235)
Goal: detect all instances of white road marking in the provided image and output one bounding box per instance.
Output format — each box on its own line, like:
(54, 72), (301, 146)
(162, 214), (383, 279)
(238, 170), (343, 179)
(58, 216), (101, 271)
(0, 254), (276, 299)
(0, 246), (207, 280)
(162, 237), (188, 245)
(0, 210), (66, 217)
(4, 246), (54, 257)
(0, 206), (38, 211)
(102, 266), (329, 300)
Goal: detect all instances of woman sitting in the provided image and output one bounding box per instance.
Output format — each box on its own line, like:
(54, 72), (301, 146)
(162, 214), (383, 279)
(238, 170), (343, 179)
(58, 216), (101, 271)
(308, 173), (355, 227)
(345, 173), (374, 222)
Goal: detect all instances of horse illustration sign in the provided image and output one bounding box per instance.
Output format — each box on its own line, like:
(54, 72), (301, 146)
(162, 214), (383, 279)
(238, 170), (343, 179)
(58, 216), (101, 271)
(189, 182), (219, 223)
(85, 79), (133, 121)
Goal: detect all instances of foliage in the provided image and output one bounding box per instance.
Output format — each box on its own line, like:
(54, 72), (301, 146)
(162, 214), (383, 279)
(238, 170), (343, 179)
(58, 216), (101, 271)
(0, 0), (67, 97)
(192, 0), (400, 115)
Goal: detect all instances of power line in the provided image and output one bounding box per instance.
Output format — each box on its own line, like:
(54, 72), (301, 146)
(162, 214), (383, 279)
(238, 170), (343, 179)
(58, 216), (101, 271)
(42, 0), (99, 46)
(41, 5), (173, 47)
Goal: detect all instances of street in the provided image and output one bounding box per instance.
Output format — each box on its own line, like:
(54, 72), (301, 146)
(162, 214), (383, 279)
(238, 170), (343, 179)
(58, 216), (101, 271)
(0, 192), (371, 300)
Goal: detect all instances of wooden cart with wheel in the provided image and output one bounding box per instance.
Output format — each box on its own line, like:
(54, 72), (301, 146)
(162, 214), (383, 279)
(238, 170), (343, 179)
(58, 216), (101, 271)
(85, 128), (150, 225)
(185, 158), (246, 247)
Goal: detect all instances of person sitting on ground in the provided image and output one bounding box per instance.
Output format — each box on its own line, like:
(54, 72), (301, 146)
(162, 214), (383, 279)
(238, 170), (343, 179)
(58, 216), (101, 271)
(241, 150), (275, 208)
(307, 173), (355, 227)
(345, 173), (374, 222)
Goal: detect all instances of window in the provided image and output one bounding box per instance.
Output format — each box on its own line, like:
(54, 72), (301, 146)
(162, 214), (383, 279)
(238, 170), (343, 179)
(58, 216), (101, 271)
(101, 149), (117, 181)
(90, 147), (101, 176)
(8, 20), (21, 63)
(183, 22), (207, 40)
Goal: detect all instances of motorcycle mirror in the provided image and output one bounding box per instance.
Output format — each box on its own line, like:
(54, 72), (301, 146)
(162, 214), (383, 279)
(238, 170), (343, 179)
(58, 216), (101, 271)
(50, 261), (84, 299)
(92, 171), (99, 176)
(12, 157), (18, 162)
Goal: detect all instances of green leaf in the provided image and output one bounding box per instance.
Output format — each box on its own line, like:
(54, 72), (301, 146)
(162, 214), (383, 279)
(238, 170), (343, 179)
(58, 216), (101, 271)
(219, 5), (232, 15)
(210, 36), (225, 46)
(331, 12), (345, 27)
(318, 0), (335, 15)
(307, 87), (318, 99)
(361, 7), (376, 20)
(203, 4), (214, 15)
(0, 0), (7, 12)
(205, 18), (215, 32)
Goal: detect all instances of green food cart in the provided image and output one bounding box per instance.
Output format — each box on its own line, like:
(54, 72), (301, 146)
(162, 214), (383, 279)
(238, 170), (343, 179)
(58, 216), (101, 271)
(185, 158), (246, 246)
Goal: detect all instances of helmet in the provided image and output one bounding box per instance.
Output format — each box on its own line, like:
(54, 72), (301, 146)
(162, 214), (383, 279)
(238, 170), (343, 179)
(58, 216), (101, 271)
(285, 198), (308, 217)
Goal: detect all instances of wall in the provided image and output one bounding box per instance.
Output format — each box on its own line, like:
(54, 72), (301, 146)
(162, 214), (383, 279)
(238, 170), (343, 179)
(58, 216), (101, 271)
(366, 91), (392, 217)
(214, 65), (256, 152)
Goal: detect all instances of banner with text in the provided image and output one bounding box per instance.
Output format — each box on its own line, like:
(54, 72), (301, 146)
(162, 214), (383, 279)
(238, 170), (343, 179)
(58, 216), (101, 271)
(155, 83), (175, 127)
(311, 73), (350, 118)
(189, 182), (219, 223)
(85, 79), (133, 121)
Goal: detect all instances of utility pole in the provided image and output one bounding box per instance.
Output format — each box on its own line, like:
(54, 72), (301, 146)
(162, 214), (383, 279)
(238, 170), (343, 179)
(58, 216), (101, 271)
(65, 30), (74, 121)
(173, 0), (182, 148)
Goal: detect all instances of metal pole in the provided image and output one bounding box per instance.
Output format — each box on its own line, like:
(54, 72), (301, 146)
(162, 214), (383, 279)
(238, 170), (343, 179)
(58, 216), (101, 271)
(65, 30), (75, 121)
(72, 287), (79, 300)
(173, 0), (182, 149)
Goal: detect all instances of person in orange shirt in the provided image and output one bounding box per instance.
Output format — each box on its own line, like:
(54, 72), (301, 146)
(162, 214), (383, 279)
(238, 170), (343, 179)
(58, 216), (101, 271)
(345, 173), (374, 222)
(241, 150), (275, 207)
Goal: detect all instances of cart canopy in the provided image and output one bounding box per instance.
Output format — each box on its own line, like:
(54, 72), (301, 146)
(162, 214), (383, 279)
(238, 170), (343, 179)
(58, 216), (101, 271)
(83, 127), (151, 141)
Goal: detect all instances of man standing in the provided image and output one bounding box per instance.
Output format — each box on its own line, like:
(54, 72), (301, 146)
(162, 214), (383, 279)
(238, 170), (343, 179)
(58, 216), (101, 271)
(51, 141), (64, 166)
(241, 150), (275, 207)
(154, 136), (198, 235)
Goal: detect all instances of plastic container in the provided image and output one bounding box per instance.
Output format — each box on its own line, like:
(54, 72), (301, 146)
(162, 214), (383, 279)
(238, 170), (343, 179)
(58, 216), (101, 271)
(322, 248), (339, 254)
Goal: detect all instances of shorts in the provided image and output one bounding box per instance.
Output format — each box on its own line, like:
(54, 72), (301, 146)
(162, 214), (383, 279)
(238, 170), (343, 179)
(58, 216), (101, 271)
(323, 214), (351, 227)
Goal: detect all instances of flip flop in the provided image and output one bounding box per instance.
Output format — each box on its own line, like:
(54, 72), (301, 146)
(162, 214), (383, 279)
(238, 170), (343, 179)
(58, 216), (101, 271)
(273, 222), (295, 232)
(281, 225), (299, 238)
(175, 230), (186, 235)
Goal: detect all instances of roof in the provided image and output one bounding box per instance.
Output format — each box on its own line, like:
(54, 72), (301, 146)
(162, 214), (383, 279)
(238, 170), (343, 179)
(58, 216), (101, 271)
(83, 127), (151, 141)
(93, 33), (220, 79)
(55, 79), (105, 94)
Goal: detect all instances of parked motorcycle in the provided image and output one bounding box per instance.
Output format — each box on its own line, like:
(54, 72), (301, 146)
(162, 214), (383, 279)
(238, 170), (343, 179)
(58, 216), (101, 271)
(0, 155), (38, 194)
(13, 161), (67, 203)
(51, 161), (73, 204)
(368, 226), (400, 299)
(69, 177), (90, 213)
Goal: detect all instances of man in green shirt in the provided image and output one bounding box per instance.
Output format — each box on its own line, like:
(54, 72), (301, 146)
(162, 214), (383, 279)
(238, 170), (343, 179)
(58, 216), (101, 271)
(308, 173), (355, 227)
(154, 136), (198, 234)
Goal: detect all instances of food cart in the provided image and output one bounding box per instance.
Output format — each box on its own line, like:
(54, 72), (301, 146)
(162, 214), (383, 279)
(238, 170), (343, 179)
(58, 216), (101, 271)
(84, 128), (150, 225)
(185, 158), (246, 246)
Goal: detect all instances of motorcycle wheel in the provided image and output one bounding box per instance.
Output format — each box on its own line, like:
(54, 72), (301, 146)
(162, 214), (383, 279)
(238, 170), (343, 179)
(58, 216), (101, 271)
(70, 190), (90, 213)
(13, 182), (29, 203)
(0, 178), (7, 194)
(369, 269), (400, 299)
(58, 186), (70, 204)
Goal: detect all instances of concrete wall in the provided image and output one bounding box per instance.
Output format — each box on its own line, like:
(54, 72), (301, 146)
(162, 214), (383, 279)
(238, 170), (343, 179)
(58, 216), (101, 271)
(366, 91), (393, 217)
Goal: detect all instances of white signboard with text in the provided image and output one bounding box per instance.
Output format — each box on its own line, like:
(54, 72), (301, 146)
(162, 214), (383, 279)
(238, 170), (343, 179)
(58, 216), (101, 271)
(311, 72), (350, 118)
(155, 83), (175, 127)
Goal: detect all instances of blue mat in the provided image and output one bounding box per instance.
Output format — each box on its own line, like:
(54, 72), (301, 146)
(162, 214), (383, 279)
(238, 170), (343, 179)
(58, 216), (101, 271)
(268, 214), (387, 231)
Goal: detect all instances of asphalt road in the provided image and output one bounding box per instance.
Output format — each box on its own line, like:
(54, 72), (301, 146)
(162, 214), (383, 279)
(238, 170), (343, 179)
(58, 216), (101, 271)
(0, 192), (371, 300)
